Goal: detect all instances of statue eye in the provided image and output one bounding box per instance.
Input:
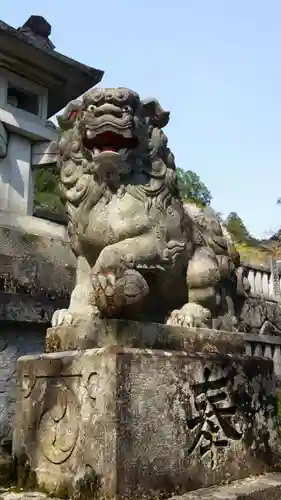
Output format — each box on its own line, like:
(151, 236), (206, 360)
(87, 105), (96, 112)
(123, 105), (132, 113)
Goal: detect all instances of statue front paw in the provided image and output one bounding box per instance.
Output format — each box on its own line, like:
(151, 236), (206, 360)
(51, 306), (99, 327)
(92, 268), (149, 317)
(51, 309), (74, 327)
(166, 303), (212, 328)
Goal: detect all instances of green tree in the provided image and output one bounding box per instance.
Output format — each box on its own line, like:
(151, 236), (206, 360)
(34, 167), (65, 214)
(225, 212), (251, 243)
(176, 168), (212, 206)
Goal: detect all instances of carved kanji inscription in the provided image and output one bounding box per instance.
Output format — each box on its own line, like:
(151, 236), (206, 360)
(186, 367), (242, 469)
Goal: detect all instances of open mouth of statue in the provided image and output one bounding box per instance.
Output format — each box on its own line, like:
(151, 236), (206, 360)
(83, 130), (139, 154)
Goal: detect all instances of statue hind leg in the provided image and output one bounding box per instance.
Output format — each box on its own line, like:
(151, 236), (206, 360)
(167, 246), (221, 328)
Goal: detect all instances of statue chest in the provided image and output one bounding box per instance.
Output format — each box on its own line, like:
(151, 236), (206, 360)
(86, 194), (151, 245)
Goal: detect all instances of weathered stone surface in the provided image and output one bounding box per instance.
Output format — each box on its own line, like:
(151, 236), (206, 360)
(0, 454), (14, 487)
(45, 320), (247, 353)
(0, 218), (75, 443)
(238, 297), (281, 335)
(13, 337), (281, 499)
(171, 473), (281, 499)
(0, 224), (74, 323)
(0, 324), (45, 448)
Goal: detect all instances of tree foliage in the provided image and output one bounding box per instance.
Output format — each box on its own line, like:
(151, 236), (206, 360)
(34, 167), (65, 214)
(225, 212), (252, 243)
(176, 168), (212, 207)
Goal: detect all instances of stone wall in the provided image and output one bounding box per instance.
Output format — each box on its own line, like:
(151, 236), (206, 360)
(0, 322), (45, 444)
(0, 218), (75, 323)
(0, 215), (75, 445)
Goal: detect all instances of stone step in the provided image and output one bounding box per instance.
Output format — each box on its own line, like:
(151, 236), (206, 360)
(170, 472), (281, 499)
(0, 492), (57, 500)
(1, 473), (281, 500)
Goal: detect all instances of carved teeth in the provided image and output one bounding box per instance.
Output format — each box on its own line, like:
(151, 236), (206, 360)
(98, 275), (107, 289)
(136, 264), (165, 271)
(94, 147), (101, 155)
(106, 273), (116, 286)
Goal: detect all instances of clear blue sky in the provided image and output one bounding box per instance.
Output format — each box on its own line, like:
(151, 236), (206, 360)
(2, 0), (281, 238)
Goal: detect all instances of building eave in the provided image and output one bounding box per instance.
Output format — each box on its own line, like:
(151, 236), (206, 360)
(0, 20), (104, 117)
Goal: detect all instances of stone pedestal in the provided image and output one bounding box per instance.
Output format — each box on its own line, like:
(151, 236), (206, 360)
(45, 318), (247, 353)
(13, 323), (281, 499)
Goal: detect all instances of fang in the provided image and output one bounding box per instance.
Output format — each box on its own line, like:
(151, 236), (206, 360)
(86, 129), (96, 139)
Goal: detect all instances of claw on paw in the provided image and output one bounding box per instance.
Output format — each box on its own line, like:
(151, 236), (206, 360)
(51, 306), (100, 327)
(51, 309), (74, 327)
(167, 303), (211, 328)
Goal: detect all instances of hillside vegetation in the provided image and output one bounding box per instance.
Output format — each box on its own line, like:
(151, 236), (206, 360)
(235, 243), (272, 267)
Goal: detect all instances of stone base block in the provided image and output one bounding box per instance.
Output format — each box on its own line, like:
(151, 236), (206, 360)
(13, 343), (281, 499)
(173, 472), (281, 499)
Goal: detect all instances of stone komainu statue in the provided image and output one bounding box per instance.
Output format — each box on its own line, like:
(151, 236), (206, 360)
(52, 87), (250, 330)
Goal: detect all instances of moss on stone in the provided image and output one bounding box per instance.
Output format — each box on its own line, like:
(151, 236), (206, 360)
(38, 466), (103, 499)
(20, 232), (40, 245)
(45, 330), (61, 353)
(14, 452), (37, 491)
(0, 455), (15, 487)
(38, 481), (70, 499)
(73, 466), (102, 500)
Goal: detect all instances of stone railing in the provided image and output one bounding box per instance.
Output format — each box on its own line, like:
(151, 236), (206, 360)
(245, 333), (281, 381)
(242, 262), (281, 302)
